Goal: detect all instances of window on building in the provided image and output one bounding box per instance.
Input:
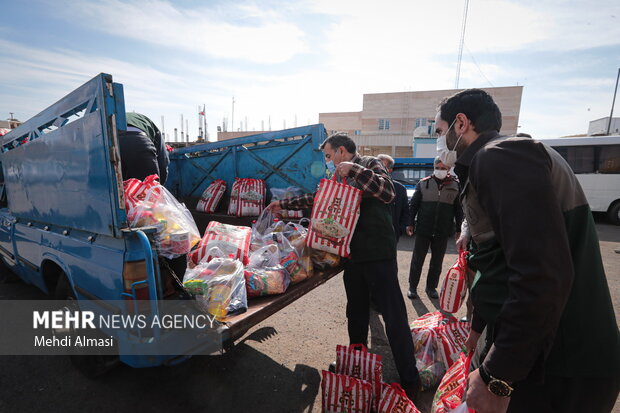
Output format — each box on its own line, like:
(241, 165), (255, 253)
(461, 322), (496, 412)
(354, 130), (362, 135)
(415, 118), (427, 128)
(378, 119), (390, 130)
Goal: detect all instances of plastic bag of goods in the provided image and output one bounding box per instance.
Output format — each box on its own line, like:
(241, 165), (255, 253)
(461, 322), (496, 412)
(182, 254), (247, 320)
(431, 353), (474, 413)
(248, 244), (281, 269)
(190, 221), (251, 265)
(271, 186), (304, 219)
(310, 248), (341, 272)
(196, 179), (227, 213)
(126, 175), (200, 259)
(244, 267), (290, 297)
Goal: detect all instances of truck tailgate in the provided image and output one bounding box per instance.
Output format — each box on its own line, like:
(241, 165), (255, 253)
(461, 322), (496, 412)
(217, 267), (341, 345)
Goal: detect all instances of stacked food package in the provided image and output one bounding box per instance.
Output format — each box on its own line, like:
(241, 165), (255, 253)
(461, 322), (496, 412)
(183, 211), (343, 319)
(227, 178), (266, 217)
(196, 179), (227, 213)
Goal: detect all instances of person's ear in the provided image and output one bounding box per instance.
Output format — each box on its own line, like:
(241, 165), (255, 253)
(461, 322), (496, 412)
(455, 113), (469, 134)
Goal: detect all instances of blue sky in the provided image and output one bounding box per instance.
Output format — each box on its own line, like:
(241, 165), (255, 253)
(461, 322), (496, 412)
(1, 0), (619, 140)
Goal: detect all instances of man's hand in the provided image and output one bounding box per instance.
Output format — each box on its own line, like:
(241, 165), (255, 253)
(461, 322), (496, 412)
(266, 200), (282, 214)
(406, 226), (414, 236)
(464, 330), (481, 356)
(336, 161), (355, 178)
(466, 369), (511, 413)
(456, 233), (469, 251)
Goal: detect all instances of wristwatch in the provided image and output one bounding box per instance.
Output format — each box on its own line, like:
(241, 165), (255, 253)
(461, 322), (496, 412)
(479, 365), (514, 397)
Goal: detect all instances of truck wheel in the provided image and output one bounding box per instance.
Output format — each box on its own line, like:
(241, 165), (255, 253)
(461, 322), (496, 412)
(54, 276), (120, 378)
(608, 201), (620, 226)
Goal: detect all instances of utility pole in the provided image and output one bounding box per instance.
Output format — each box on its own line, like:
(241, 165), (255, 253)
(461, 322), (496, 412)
(186, 119), (189, 143)
(455, 0), (469, 89)
(607, 67), (620, 135)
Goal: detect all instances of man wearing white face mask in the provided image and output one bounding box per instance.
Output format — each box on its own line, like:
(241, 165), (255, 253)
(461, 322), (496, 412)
(405, 157), (463, 299)
(436, 89), (619, 413)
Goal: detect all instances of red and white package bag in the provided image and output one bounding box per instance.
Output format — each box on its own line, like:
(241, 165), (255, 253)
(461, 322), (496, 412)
(439, 250), (469, 313)
(431, 353), (474, 413)
(123, 174), (162, 223)
(228, 178), (243, 216)
(436, 321), (471, 369)
(410, 311), (456, 335)
(196, 179), (227, 213)
(190, 221), (251, 265)
(336, 344), (383, 410)
(307, 176), (362, 258)
(236, 178), (266, 217)
(377, 383), (421, 413)
(321, 370), (373, 413)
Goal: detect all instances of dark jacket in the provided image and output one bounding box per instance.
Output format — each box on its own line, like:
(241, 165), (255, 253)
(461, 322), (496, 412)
(117, 130), (160, 181)
(408, 175), (463, 237)
(126, 112), (169, 184)
(390, 180), (410, 238)
(456, 131), (620, 383)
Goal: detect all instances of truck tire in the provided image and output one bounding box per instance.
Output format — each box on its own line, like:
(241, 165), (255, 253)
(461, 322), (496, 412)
(608, 201), (620, 226)
(54, 276), (120, 378)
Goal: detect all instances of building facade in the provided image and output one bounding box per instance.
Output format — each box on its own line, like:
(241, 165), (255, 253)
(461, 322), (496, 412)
(319, 86), (523, 157)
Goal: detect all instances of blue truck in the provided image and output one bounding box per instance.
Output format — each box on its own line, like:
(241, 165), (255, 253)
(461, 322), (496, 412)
(391, 157), (435, 200)
(0, 73), (337, 376)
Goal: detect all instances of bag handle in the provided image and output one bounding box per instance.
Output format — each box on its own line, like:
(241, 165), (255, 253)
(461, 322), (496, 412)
(331, 174), (347, 186)
(349, 343), (368, 352)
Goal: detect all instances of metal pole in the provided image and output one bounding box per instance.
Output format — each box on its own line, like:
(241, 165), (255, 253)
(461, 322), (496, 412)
(607, 67), (620, 135)
(231, 97), (235, 134)
(161, 115), (165, 141)
(186, 119), (189, 142)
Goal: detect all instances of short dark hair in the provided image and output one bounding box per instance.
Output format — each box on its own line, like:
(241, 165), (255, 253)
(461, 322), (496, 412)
(320, 132), (356, 154)
(438, 89), (502, 133)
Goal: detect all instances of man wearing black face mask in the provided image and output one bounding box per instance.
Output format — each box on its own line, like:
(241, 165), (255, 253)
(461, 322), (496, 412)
(405, 157), (463, 299)
(438, 89), (619, 413)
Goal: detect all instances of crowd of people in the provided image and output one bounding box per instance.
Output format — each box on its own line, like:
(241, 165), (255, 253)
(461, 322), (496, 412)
(126, 90), (619, 412)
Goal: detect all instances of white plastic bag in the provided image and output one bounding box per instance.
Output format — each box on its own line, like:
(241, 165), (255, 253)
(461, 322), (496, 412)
(183, 253), (247, 320)
(129, 182), (200, 259)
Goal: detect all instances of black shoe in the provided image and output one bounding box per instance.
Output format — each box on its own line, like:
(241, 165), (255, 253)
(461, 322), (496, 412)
(328, 361), (336, 373)
(407, 290), (418, 299)
(426, 288), (439, 299)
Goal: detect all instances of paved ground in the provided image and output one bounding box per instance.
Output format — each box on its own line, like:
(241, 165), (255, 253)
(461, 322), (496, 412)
(0, 215), (618, 412)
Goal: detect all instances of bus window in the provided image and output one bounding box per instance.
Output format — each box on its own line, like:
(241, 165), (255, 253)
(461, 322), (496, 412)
(598, 145), (620, 173)
(555, 146), (596, 174)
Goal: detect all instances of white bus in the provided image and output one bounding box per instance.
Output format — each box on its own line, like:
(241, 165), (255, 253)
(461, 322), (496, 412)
(541, 136), (620, 225)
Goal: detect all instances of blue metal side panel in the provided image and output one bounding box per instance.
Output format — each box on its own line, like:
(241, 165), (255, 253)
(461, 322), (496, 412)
(0, 73), (126, 237)
(167, 124), (327, 199)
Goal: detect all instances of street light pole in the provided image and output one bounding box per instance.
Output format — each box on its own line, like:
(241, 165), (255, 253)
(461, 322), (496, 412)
(607, 67), (620, 136)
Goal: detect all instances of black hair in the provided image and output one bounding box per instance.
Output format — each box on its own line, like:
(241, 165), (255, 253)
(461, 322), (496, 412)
(320, 132), (356, 154)
(438, 89), (502, 133)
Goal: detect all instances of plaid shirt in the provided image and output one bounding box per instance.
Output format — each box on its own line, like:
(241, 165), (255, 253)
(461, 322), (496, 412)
(279, 154), (395, 209)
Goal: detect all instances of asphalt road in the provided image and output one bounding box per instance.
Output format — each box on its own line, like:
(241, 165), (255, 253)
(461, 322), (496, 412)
(0, 217), (618, 413)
